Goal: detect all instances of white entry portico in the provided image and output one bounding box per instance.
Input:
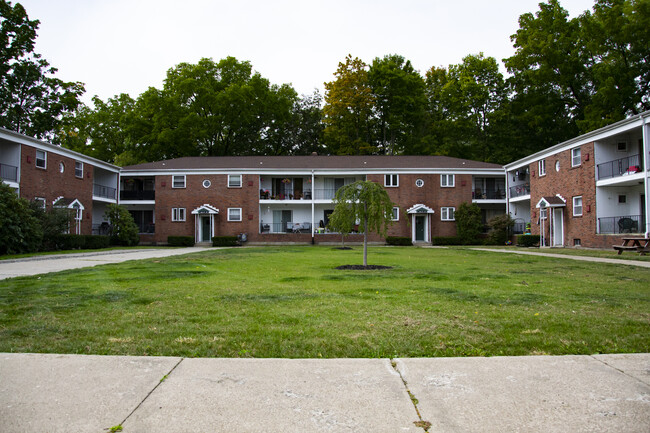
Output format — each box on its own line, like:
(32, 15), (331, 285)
(406, 204), (435, 243)
(536, 195), (566, 247)
(192, 204), (219, 243)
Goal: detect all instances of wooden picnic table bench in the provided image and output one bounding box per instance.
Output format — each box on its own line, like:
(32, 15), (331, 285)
(613, 237), (650, 255)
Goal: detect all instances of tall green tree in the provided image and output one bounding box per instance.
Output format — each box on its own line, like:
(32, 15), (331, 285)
(331, 180), (395, 266)
(0, 0), (84, 142)
(368, 54), (427, 155)
(285, 90), (326, 155)
(323, 55), (376, 155)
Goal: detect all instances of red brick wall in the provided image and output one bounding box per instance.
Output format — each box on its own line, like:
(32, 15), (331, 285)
(527, 142), (626, 248)
(19, 144), (94, 234)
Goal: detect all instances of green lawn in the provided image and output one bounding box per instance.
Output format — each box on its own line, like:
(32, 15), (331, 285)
(0, 246), (648, 358)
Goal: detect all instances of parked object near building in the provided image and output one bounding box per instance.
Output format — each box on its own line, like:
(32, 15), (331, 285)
(505, 110), (650, 249)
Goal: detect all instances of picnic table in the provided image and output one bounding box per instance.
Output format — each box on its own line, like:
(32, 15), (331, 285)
(613, 237), (650, 255)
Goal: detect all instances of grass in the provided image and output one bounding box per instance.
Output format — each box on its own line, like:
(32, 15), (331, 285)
(0, 246), (648, 358)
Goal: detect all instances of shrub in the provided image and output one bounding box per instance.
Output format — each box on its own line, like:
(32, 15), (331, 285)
(105, 204), (140, 246)
(168, 236), (195, 247)
(517, 234), (538, 247)
(455, 202), (483, 245)
(83, 235), (110, 249)
(386, 236), (412, 246)
(212, 236), (238, 247)
(51, 234), (85, 250)
(487, 214), (514, 245)
(0, 182), (43, 254)
(431, 236), (464, 246)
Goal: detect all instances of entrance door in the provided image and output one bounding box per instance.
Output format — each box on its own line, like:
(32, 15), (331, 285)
(273, 210), (292, 233)
(415, 215), (426, 242)
(552, 208), (564, 246)
(201, 216), (211, 242)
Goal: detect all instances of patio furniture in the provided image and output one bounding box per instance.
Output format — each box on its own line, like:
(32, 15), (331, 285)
(618, 217), (638, 233)
(613, 237), (650, 255)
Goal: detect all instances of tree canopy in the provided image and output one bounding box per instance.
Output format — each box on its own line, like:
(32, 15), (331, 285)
(331, 180), (395, 266)
(0, 0), (84, 142)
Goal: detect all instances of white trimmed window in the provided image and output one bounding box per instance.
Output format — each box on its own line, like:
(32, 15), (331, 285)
(441, 207), (455, 221)
(384, 174), (399, 187)
(441, 174), (455, 187)
(538, 159), (546, 176)
(172, 208), (186, 221)
(36, 150), (46, 169)
(573, 196), (583, 216)
(172, 175), (186, 188)
(34, 197), (46, 210)
(391, 207), (399, 221)
(540, 208), (547, 220)
(228, 174), (242, 188)
(75, 161), (83, 178)
(571, 148), (581, 167)
(228, 208), (242, 221)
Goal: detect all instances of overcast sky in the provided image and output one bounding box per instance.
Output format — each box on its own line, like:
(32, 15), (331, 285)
(19, 0), (597, 105)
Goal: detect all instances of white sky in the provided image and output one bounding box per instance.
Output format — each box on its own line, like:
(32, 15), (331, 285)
(18, 0), (597, 105)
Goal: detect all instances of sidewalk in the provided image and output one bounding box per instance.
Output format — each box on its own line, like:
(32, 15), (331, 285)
(0, 247), (209, 280)
(472, 247), (650, 268)
(0, 353), (648, 432)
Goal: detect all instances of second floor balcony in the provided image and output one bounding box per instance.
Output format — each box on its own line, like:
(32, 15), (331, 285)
(93, 183), (117, 200)
(597, 154), (643, 180)
(120, 190), (155, 201)
(509, 183), (530, 199)
(0, 162), (18, 182)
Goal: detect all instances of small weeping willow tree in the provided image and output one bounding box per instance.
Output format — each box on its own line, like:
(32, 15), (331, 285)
(330, 180), (395, 266)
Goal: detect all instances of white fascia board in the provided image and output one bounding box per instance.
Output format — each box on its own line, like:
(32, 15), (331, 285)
(504, 111), (650, 171)
(120, 167), (505, 177)
(0, 128), (120, 173)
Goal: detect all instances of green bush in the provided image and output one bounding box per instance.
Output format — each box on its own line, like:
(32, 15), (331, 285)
(517, 234), (538, 247)
(212, 236), (238, 247)
(455, 202), (483, 245)
(386, 236), (412, 246)
(0, 183), (43, 254)
(83, 235), (110, 249)
(51, 234), (85, 250)
(487, 214), (515, 245)
(431, 236), (464, 245)
(105, 204), (140, 246)
(168, 236), (195, 247)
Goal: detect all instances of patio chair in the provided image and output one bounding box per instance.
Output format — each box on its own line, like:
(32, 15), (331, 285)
(618, 217), (638, 233)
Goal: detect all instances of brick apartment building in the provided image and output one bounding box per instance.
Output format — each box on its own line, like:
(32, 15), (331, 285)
(505, 110), (650, 248)
(0, 127), (120, 235)
(119, 156), (505, 244)
(3, 109), (648, 249)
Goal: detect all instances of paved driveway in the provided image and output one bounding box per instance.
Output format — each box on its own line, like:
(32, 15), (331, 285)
(0, 248), (208, 280)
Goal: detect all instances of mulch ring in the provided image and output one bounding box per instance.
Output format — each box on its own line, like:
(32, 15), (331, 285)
(335, 265), (392, 270)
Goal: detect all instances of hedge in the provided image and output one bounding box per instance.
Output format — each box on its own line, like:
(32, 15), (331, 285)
(212, 236), (239, 247)
(431, 236), (464, 245)
(517, 234), (539, 247)
(51, 234), (110, 250)
(168, 236), (195, 247)
(386, 236), (412, 246)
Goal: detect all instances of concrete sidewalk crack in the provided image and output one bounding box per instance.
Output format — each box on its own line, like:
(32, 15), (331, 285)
(390, 359), (432, 432)
(114, 357), (185, 430)
(589, 355), (650, 387)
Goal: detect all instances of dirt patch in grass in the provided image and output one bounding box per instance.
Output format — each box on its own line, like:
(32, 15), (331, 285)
(335, 265), (392, 270)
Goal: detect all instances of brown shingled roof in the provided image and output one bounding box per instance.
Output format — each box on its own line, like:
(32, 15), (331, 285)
(121, 155), (502, 171)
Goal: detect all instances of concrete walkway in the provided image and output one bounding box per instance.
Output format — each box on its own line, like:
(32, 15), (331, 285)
(0, 353), (648, 432)
(0, 247), (209, 280)
(472, 248), (650, 268)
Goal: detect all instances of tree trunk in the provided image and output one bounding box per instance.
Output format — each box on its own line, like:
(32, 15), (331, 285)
(363, 205), (368, 266)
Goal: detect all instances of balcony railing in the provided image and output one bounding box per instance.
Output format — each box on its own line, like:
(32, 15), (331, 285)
(120, 190), (155, 201)
(473, 189), (506, 200)
(0, 162), (18, 182)
(598, 215), (645, 234)
(260, 190), (312, 200)
(260, 222), (312, 233)
(93, 183), (117, 200)
(509, 184), (530, 198)
(597, 154), (643, 180)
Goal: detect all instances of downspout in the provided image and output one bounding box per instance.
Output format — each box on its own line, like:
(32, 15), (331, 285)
(311, 170), (315, 244)
(641, 113), (650, 238)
